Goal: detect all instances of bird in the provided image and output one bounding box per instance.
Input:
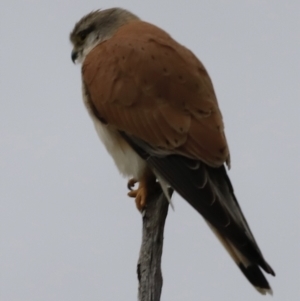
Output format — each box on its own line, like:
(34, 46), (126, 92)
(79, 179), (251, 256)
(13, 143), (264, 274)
(70, 7), (275, 294)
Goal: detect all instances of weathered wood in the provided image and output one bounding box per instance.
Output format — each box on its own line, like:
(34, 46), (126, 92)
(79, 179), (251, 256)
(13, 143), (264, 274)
(137, 187), (172, 301)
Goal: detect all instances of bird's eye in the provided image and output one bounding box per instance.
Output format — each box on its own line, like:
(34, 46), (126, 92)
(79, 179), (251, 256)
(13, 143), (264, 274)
(78, 26), (94, 41)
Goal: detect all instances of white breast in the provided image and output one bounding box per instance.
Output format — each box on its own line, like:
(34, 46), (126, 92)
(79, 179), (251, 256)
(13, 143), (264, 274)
(82, 86), (147, 180)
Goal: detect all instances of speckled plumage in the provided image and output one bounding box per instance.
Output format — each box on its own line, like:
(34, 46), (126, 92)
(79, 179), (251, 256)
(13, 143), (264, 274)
(82, 20), (230, 168)
(70, 8), (275, 294)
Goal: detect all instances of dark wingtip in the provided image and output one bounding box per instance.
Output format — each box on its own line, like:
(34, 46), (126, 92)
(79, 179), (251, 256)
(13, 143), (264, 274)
(259, 258), (276, 276)
(239, 264), (273, 295)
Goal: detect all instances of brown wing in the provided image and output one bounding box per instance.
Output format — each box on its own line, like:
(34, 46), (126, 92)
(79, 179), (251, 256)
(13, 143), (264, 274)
(82, 21), (275, 291)
(82, 20), (229, 167)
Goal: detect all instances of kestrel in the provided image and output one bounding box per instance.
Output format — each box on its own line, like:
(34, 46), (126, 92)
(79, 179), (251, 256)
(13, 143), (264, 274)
(70, 8), (275, 294)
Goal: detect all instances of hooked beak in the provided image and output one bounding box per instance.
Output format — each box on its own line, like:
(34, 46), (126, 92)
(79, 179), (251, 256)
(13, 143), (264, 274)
(71, 50), (78, 63)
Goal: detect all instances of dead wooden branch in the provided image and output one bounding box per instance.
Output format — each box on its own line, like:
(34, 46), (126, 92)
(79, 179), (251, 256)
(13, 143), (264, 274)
(137, 187), (172, 301)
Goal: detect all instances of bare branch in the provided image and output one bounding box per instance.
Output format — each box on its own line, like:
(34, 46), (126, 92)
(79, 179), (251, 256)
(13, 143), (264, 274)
(137, 187), (172, 301)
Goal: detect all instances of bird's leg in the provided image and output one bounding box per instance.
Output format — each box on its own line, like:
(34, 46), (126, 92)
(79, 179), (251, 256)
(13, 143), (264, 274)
(127, 169), (157, 211)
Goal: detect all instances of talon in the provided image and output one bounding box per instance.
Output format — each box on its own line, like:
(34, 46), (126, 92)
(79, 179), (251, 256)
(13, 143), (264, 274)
(135, 187), (147, 211)
(127, 169), (157, 212)
(127, 187), (147, 211)
(128, 189), (137, 198)
(127, 178), (137, 191)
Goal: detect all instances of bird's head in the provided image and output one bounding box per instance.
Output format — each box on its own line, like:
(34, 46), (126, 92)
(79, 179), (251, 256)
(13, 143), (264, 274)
(70, 8), (139, 64)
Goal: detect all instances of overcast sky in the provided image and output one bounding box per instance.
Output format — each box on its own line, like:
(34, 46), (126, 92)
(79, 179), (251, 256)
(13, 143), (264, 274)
(1, 1), (299, 300)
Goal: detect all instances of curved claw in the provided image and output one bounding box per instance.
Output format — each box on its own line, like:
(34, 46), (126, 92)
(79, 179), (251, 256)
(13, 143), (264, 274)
(127, 178), (137, 191)
(126, 170), (157, 212)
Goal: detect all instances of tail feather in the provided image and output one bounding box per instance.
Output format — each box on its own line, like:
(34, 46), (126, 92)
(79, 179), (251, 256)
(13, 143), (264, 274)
(120, 133), (275, 293)
(208, 223), (273, 294)
(239, 264), (273, 295)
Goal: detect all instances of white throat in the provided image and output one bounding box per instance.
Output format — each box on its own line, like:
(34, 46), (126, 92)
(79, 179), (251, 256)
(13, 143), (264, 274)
(77, 35), (111, 64)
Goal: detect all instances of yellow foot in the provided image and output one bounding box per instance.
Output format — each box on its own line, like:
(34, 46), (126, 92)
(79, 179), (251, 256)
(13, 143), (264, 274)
(128, 186), (148, 212)
(127, 170), (157, 212)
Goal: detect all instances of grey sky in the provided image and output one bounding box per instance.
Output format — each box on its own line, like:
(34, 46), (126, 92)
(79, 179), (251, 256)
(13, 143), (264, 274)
(1, 1), (299, 300)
